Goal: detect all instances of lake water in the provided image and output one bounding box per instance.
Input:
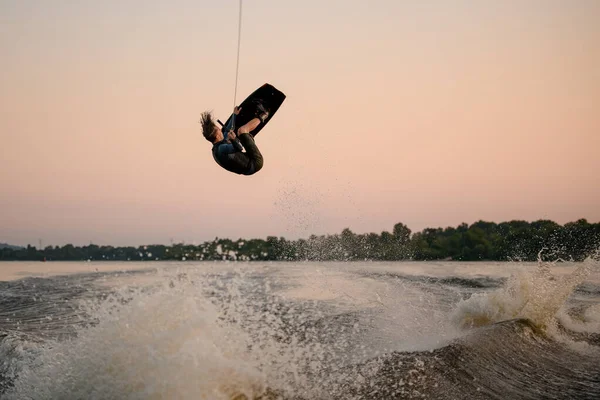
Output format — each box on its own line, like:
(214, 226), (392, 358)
(1, 260), (599, 399)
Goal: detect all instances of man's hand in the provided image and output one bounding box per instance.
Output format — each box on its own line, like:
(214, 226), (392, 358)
(234, 106), (242, 115)
(227, 130), (237, 140)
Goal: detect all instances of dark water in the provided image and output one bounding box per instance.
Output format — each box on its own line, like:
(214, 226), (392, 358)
(0, 261), (599, 399)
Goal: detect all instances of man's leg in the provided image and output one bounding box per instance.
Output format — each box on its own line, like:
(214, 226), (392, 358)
(238, 102), (269, 137)
(238, 118), (262, 136)
(238, 133), (263, 174)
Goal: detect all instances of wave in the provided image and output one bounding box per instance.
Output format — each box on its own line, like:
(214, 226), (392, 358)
(450, 258), (599, 331)
(363, 271), (505, 289)
(0, 260), (598, 399)
(332, 318), (600, 399)
(574, 282), (600, 296)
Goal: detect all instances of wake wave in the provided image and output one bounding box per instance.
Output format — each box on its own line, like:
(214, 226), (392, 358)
(0, 259), (598, 399)
(1, 268), (361, 399)
(451, 258), (599, 332)
(337, 318), (600, 399)
(361, 271), (505, 289)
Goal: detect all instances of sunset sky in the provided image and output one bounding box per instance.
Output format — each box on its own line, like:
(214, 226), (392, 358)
(1, 0), (599, 246)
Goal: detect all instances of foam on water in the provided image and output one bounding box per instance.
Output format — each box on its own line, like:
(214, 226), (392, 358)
(451, 257), (600, 335)
(5, 279), (259, 399)
(277, 265), (462, 353)
(2, 261), (599, 399)
(2, 266), (368, 399)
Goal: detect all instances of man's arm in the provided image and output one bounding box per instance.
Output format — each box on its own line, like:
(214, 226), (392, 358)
(227, 130), (244, 152)
(231, 138), (244, 152)
(214, 142), (238, 157)
(214, 134), (244, 157)
(223, 106), (243, 141)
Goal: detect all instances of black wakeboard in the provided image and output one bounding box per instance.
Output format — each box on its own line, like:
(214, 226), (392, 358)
(221, 83), (286, 137)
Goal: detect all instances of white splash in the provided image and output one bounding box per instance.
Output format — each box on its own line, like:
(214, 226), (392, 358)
(451, 257), (599, 332)
(3, 267), (333, 400)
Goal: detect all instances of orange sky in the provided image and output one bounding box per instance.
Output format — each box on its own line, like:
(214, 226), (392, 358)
(1, 0), (599, 246)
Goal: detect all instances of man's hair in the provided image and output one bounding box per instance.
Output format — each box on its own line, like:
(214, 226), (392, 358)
(200, 111), (218, 142)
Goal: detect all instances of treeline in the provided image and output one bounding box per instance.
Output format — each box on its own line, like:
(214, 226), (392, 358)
(1, 219), (599, 262)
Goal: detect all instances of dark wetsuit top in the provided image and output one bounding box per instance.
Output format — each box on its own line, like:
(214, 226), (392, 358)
(212, 133), (264, 175)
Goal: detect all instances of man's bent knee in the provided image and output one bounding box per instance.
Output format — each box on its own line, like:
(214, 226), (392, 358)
(253, 156), (264, 173)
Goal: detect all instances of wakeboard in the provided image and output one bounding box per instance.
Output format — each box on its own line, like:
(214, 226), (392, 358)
(220, 83), (286, 137)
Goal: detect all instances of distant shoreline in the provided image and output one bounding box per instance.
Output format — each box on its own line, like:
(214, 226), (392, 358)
(2, 219), (598, 263)
(0, 259), (564, 263)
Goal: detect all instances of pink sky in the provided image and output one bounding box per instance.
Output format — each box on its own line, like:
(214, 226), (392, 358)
(1, 0), (599, 246)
